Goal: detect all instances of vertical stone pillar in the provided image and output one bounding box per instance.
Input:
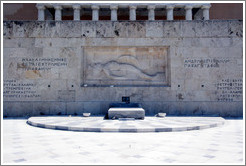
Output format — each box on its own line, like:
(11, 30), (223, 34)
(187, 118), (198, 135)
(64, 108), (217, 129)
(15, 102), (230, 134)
(92, 5), (100, 21)
(147, 5), (155, 20)
(202, 4), (211, 20)
(129, 5), (137, 21)
(54, 5), (62, 21)
(166, 5), (174, 20)
(110, 5), (118, 21)
(185, 5), (193, 20)
(36, 4), (46, 21)
(73, 4), (81, 21)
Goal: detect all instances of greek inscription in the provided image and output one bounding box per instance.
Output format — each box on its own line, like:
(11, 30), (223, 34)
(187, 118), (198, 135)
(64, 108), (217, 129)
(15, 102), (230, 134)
(17, 58), (68, 71)
(3, 80), (41, 99)
(216, 79), (243, 102)
(184, 58), (230, 68)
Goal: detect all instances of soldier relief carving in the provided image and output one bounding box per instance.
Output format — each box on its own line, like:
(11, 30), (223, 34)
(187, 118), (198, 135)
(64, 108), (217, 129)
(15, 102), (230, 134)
(84, 46), (169, 86)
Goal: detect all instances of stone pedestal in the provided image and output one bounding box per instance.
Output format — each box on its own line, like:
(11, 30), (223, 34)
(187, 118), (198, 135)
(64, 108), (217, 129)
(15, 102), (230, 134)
(108, 103), (145, 119)
(108, 108), (145, 119)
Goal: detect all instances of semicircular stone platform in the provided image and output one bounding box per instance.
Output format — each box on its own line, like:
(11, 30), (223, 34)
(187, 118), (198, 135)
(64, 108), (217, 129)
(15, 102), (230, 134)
(27, 116), (225, 132)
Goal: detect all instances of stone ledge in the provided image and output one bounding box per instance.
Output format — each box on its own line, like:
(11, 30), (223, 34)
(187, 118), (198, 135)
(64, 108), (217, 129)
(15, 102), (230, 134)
(3, 20), (243, 38)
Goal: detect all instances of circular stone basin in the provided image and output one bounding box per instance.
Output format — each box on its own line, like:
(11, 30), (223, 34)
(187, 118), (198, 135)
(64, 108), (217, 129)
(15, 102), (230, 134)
(27, 116), (225, 132)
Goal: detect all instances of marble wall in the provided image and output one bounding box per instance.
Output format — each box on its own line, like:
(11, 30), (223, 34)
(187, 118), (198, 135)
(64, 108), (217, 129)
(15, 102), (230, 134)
(3, 20), (243, 117)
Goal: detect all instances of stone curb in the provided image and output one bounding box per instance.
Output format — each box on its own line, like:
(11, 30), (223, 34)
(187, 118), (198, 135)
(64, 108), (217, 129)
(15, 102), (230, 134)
(27, 118), (225, 133)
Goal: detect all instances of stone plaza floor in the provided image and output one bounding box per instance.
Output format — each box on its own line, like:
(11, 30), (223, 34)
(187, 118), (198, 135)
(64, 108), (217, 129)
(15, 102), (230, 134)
(2, 116), (245, 164)
(27, 116), (225, 132)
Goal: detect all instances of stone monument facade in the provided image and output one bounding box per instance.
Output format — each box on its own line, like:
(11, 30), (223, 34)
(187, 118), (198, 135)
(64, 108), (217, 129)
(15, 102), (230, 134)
(3, 3), (243, 117)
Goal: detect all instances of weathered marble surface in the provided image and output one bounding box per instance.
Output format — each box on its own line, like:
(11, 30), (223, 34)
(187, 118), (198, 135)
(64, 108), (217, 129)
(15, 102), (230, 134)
(83, 46), (169, 86)
(3, 20), (243, 117)
(108, 108), (145, 119)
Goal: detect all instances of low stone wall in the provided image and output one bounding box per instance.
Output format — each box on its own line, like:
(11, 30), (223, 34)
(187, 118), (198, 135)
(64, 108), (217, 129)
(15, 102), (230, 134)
(3, 20), (243, 117)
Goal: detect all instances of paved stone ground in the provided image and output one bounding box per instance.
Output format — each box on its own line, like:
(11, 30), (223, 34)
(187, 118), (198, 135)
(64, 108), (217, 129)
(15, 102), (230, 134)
(2, 117), (244, 164)
(27, 116), (225, 132)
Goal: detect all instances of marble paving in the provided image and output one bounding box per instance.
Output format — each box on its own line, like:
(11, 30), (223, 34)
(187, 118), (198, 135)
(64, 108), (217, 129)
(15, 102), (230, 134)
(2, 117), (244, 164)
(27, 116), (225, 132)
